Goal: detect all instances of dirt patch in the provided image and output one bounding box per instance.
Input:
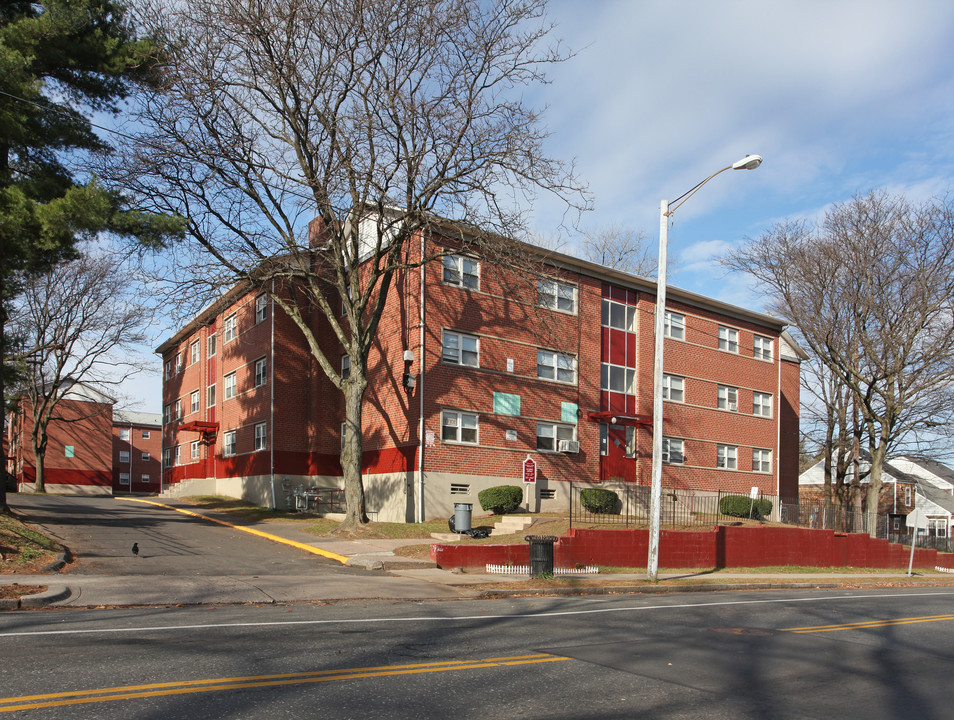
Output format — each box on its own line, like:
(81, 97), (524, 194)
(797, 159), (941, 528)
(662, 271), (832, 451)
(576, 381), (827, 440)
(0, 512), (63, 574)
(0, 584), (47, 599)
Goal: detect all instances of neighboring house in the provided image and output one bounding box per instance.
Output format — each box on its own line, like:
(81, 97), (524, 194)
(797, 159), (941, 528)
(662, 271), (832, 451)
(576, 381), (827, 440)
(6, 381), (115, 495)
(112, 410), (163, 494)
(888, 456), (954, 539)
(157, 216), (805, 522)
(5, 380), (162, 496)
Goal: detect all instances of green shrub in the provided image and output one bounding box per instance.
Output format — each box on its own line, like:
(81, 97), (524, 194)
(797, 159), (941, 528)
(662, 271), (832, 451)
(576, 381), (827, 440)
(478, 485), (524, 514)
(719, 494), (773, 519)
(580, 488), (620, 514)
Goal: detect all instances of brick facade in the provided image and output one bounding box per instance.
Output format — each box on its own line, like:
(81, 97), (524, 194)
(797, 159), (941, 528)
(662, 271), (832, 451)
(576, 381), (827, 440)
(157, 223), (803, 522)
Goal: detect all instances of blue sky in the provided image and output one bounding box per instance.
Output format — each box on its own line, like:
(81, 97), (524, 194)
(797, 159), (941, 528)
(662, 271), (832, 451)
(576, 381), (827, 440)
(120, 0), (954, 411)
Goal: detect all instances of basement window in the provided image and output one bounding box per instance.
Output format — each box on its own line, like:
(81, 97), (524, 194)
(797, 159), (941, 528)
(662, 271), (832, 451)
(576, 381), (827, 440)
(450, 483), (470, 495)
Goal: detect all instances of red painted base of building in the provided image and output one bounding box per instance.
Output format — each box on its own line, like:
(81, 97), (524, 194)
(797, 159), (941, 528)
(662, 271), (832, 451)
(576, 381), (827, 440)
(430, 526), (950, 571)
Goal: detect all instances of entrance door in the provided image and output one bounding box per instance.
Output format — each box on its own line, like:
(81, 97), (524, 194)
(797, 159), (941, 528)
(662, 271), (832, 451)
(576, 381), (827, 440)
(600, 423), (636, 483)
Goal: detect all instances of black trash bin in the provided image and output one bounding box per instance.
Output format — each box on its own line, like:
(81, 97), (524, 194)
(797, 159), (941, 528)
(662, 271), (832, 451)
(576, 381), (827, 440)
(525, 535), (558, 577)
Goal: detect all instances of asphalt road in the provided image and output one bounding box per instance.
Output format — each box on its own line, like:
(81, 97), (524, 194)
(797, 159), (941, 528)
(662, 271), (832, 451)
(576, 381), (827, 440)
(9, 494), (341, 576)
(2, 587), (954, 718)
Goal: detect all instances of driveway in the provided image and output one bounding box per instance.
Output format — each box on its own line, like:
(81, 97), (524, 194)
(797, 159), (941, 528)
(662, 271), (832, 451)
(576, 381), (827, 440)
(10, 494), (342, 576)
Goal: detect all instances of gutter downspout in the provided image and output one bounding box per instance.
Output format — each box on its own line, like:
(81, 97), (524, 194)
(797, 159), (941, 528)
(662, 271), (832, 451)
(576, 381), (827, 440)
(269, 280), (276, 509)
(416, 231), (426, 523)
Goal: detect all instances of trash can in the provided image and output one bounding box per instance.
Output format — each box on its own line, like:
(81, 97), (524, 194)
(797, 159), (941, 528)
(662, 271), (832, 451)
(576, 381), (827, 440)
(526, 535), (558, 577)
(454, 503), (473, 532)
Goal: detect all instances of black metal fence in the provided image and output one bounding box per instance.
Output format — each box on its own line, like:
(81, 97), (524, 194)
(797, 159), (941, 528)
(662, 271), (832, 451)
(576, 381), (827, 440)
(568, 483), (890, 539)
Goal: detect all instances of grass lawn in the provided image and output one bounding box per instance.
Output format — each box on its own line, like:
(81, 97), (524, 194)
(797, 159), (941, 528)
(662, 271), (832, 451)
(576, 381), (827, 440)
(0, 511), (62, 576)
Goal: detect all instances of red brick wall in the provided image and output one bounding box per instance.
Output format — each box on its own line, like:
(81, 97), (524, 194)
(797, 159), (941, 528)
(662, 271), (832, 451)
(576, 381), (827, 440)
(112, 422), (162, 493)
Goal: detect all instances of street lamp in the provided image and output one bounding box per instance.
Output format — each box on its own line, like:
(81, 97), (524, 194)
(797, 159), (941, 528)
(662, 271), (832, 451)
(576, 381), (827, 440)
(647, 154), (762, 582)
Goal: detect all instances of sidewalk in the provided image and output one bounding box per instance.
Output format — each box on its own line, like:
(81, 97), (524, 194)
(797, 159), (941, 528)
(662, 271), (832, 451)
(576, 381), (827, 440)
(4, 501), (954, 609)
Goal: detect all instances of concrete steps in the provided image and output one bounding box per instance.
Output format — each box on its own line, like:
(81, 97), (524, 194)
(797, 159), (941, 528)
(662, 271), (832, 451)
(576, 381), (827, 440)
(490, 515), (535, 537)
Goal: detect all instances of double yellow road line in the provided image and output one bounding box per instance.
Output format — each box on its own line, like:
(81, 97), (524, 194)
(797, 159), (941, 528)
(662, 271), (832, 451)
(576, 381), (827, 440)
(0, 654), (568, 712)
(782, 613), (954, 634)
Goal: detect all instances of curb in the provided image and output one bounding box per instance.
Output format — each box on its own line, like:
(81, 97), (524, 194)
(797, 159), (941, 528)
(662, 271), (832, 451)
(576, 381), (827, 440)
(0, 585), (71, 611)
(475, 581), (844, 598)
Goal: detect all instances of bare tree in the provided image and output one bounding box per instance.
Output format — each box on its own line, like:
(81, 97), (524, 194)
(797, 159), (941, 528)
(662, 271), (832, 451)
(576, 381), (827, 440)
(580, 225), (658, 277)
(119, 0), (586, 527)
(725, 191), (954, 535)
(9, 250), (152, 492)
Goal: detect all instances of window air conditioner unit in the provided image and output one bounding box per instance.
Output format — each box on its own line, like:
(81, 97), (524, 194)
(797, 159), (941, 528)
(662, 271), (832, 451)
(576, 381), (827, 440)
(558, 439), (580, 454)
(728, 403), (737, 411)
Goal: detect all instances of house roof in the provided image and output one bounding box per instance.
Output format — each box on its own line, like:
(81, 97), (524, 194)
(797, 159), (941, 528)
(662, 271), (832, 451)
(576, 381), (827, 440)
(916, 482), (954, 516)
(113, 410), (162, 428)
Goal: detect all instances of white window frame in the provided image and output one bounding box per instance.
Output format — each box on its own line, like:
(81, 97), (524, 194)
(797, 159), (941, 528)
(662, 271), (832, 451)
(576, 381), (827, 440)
(442, 254), (480, 290)
(537, 350), (577, 384)
(601, 298), (635, 332)
(174, 353), (183, 374)
(163, 405), (171, 426)
(662, 374), (684, 402)
(224, 372), (237, 400)
(441, 410), (478, 444)
(119, 427), (130, 441)
(442, 330), (479, 367)
(164, 359), (173, 379)
(190, 441), (200, 460)
(341, 354), (351, 380)
(141, 430), (150, 439)
(662, 437), (685, 465)
(207, 384), (216, 408)
(223, 431), (237, 457)
(163, 448), (172, 468)
(254, 357), (267, 387)
(141, 452), (150, 462)
(119, 450), (130, 463)
(141, 474), (151, 484)
(174, 445), (181, 466)
(223, 314), (238, 344)
(718, 385), (738, 411)
(175, 399), (182, 420)
(753, 334), (773, 361)
(207, 332), (217, 357)
(538, 279), (577, 314)
(601, 363), (636, 395)
(752, 448), (772, 473)
(254, 422), (267, 451)
(190, 340), (200, 365)
(536, 422), (575, 452)
(664, 311), (685, 340)
(753, 392), (773, 418)
(255, 293), (268, 324)
(190, 390), (200, 414)
(119, 472), (130, 485)
(718, 326), (739, 353)
(717, 444), (738, 470)
(904, 486), (912, 506)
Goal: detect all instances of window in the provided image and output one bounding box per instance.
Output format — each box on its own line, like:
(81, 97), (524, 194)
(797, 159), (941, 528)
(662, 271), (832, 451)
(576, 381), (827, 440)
(753, 392), (773, 417)
(207, 384), (216, 408)
(119, 428), (130, 441)
(190, 441), (200, 460)
(717, 444), (738, 470)
(190, 340), (200, 365)
(224, 372), (237, 400)
(442, 254), (479, 289)
(163, 449), (172, 468)
(254, 357), (267, 387)
(753, 335), (773, 361)
(929, 518), (947, 538)
(600, 424), (635, 458)
(175, 399), (182, 420)
(141, 452), (150, 462)
(601, 299), (635, 332)
(752, 448), (772, 473)
(207, 333), (217, 357)
(904, 486), (912, 506)
(537, 350), (576, 384)
(119, 450), (130, 463)
(341, 355), (351, 380)
(223, 431), (236, 457)
(663, 437), (685, 464)
(141, 474), (150, 484)
(442, 331), (478, 367)
(163, 405), (171, 425)
(536, 422), (575, 452)
(174, 445), (181, 466)
(164, 359), (173, 379)
(141, 430), (150, 439)
(190, 390), (200, 414)
(441, 411), (478, 444)
(175, 353), (183, 374)
(663, 374), (684, 402)
(255, 293), (267, 324)
(718, 385), (738, 411)
(538, 279), (577, 314)
(223, 314), (238, 343)
(255, 422), (267, 451)
(119, 472), (130, 485)
(718, 326), (739, 353)
(601, 363), (636, 395)
(664, 311), (685, 340)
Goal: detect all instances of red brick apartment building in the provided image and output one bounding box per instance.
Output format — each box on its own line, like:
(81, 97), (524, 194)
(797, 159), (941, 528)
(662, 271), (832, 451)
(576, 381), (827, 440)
(5, 381), (162, 495)
(157, 220), (805, 522)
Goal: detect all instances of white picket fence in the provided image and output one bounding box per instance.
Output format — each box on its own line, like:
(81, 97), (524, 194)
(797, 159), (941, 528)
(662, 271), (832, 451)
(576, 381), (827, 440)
(485, 564), (600, 575)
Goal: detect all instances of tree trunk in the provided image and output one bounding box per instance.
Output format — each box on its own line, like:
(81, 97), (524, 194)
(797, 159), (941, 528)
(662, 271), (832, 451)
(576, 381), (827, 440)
(339, 374), (368, 529)
(865, 444), (886, 538)
(33, 439), (46, 494)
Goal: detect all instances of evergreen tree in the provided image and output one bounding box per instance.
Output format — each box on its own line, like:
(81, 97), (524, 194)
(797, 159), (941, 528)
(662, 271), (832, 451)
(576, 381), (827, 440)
(0, 1), (183, 511)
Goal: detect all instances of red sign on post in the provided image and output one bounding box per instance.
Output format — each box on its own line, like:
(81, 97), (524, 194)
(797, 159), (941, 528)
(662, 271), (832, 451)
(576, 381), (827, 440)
(523, 457), (537, 484)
